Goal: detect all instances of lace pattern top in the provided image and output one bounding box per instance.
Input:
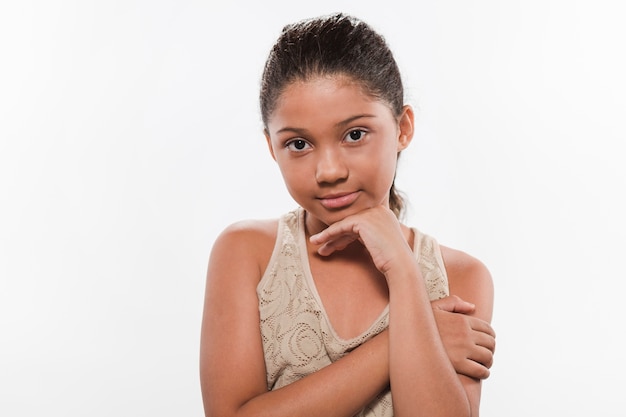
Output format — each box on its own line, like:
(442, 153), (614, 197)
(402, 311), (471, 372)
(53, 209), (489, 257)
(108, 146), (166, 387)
(257, 208), (449, 416)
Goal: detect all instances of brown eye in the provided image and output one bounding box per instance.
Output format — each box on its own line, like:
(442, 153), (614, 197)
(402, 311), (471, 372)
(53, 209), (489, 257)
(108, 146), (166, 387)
(286, 139), (311, 152)
(347, 130), (365, 141)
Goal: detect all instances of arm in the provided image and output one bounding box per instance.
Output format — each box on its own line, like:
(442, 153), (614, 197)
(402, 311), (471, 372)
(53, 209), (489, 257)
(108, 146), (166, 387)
(310, 206), (491, 417)
(385, 246), (471, 417)
(200, 221), (391, 417)
(440, 246), (496, 417)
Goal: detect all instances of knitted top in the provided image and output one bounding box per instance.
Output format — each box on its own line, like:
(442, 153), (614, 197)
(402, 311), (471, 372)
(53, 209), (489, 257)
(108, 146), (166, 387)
(257, 208), (449, 416)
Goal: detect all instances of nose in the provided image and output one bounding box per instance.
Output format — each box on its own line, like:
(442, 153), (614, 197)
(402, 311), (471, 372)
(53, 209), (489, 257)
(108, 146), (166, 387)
(315, 147), (348, 184)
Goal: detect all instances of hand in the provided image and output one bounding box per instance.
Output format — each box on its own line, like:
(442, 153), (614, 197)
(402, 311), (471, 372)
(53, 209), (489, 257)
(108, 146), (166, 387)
(309, 206), (412, 274)
(432, 295), (496, 380)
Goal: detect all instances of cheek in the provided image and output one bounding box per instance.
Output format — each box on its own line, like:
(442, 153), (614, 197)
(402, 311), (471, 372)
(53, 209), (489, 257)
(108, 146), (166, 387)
(379, 154), (401, 194)
(373, 143), (400, 179)
(276, 158), (310, 190)
(354, 149), (397, 197)
(377, 158), (399, 190)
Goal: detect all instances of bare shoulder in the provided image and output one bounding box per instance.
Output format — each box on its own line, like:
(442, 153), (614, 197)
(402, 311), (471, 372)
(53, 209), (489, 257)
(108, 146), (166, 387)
(439, 245), (491, 282)
(209, 218), (279, 279)
(215, 218), (278, 243)
(440, 245), (494, 322)
(213, 218), (278, 250)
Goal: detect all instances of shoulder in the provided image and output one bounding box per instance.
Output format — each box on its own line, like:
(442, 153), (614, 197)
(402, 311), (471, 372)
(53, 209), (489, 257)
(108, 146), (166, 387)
(439, 245), (494, 322)
(214, 218), (278, 247)
(209, 218), (279, 281)
(439, 245), (491, 282)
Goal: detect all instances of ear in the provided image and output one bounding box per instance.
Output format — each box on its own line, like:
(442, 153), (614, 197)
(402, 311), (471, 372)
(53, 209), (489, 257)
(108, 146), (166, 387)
(397, 105), (414, 152)
(264, 129), (277, 161)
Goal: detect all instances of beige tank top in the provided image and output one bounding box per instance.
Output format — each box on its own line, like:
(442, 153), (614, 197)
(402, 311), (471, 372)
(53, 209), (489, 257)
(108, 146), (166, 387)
(257, 208), (449, 416)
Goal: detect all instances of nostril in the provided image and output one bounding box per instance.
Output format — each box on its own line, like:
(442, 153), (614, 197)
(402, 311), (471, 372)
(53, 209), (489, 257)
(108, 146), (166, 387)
(316, 162), (348, 184)
(315, 150), (349, 183)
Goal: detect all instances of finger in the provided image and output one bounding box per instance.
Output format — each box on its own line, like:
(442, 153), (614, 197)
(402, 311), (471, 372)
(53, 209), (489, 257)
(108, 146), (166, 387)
(317, 234), (359, 256)
(432, 295), (475, 314)
(310, 221), (357, 245)
(469, 318), (496, 339)
(474, 331), (496, 354)
(454, 357), (491, 380)
(467, 345), (494, 370)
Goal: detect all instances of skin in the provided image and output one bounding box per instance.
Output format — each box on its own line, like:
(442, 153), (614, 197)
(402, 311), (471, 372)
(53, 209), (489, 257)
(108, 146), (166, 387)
(200, 75), (495, 417)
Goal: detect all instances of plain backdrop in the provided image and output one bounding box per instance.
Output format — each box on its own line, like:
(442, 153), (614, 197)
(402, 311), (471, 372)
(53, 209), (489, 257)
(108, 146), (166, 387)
(1, 1), (625, 416)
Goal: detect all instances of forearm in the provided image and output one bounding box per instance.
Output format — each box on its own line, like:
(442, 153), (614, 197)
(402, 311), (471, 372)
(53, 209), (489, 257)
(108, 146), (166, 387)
(387, 260), (470, 417)
(232, 331), (390, 417)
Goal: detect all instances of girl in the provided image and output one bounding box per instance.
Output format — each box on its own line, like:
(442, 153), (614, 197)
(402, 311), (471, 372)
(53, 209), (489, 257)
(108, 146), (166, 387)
(200, 13), (495, 417)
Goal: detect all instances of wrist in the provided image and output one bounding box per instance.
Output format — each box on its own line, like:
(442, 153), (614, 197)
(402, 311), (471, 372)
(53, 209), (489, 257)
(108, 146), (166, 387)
(382, 249), (420, 282)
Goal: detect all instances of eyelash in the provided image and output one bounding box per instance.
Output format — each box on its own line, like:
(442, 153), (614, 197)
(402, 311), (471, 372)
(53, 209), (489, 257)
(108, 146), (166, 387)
(285, 139), (311, 152)
(345, 129), (366, 142)
(284, 129), (368, 152)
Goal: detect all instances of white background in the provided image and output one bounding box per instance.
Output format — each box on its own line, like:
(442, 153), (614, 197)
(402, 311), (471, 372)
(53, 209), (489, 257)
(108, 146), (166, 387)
(1, 1), (625, 416)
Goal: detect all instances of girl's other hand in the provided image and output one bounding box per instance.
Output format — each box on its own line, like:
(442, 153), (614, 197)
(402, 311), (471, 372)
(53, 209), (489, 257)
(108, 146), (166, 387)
(431, 295), (496, 380)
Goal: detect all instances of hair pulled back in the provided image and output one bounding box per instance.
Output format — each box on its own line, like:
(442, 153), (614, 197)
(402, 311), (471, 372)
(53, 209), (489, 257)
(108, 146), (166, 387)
(260, 13), (407, 218)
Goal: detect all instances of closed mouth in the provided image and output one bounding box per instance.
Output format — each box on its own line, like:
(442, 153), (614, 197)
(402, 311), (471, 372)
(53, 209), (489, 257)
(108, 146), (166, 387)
(317, 191), (359, 209)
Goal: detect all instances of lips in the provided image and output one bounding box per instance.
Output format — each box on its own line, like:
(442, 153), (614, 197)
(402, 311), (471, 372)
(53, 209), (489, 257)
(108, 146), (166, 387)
(317, 191), (359, 209)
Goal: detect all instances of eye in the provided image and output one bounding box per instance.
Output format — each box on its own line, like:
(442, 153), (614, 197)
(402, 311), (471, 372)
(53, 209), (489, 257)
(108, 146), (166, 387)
(286, 139), (311, 152)
(345, 129), (366, 142)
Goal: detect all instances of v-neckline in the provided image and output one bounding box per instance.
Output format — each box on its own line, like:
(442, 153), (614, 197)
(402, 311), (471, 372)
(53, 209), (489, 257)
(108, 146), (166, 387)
(295, 208), (418, 343)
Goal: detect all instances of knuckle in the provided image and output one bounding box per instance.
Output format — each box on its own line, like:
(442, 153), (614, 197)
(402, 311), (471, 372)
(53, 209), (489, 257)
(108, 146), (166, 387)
(470, 361), (491, 380)
(478, 366), (491, 380)
(483, 350), (494, 369)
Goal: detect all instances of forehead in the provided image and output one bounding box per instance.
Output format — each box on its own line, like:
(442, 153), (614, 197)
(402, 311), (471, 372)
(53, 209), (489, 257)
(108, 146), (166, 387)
(268, 76), (394, 128)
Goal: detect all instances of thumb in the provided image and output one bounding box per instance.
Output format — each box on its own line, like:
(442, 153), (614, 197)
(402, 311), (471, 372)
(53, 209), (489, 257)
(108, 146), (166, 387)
(431, 295), (475, 314)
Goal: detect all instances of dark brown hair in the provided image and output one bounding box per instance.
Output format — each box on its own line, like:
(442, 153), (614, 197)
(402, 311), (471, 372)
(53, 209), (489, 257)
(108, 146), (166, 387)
(260, 13), (407, 217)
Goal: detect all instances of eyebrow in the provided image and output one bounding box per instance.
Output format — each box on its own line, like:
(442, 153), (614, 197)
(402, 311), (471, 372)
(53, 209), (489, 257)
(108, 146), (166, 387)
(275, 114), (377, 135)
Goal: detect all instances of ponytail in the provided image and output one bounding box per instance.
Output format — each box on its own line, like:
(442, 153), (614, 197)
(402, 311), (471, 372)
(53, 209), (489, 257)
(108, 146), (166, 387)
(389, 181), (405, 219)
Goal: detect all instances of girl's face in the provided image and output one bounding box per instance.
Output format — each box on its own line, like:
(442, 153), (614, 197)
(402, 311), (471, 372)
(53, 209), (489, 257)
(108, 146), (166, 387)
(265, 75), (414, 233)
